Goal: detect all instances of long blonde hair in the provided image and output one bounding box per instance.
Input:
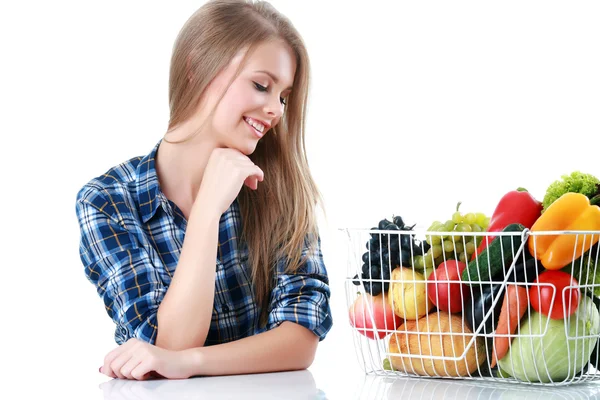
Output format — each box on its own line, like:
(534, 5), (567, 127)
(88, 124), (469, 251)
(165, 0), (325, 326)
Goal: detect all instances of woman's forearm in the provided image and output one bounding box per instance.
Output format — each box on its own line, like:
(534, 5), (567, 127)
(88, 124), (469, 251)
(155, 206), (221, 351)
(186, 321), (319, 376)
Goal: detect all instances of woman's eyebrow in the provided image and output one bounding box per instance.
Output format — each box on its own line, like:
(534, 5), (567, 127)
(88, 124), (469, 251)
(255, 70), (293, 91)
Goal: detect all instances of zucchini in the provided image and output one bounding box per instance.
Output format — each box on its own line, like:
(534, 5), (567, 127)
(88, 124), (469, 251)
(462, 223), (527, 283)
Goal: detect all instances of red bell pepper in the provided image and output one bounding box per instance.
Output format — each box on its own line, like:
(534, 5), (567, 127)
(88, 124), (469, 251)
(472, 188), (543, 261)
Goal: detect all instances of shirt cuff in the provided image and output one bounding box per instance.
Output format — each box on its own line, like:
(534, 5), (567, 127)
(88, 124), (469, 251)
(266, 273), (333, 341)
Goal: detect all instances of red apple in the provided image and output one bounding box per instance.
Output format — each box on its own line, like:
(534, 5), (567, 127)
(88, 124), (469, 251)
(349, 292), (401, 340)
(427, 260), (469, 313)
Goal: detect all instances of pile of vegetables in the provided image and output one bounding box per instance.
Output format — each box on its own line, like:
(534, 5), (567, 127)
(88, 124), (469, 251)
(348, 170), (600, 383)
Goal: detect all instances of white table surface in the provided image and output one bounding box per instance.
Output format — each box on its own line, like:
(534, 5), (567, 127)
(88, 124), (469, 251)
(94, 372), (600, 400)
(94, 373), (600, 400)
(21, 362), (600, 400)
(79, 369), (600, 400)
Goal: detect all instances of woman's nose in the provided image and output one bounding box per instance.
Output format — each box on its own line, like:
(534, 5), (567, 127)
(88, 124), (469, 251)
(264, 96), (284, 119)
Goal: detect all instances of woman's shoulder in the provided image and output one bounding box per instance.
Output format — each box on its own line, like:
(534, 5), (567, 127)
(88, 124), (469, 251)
(75, 142), (160, 222)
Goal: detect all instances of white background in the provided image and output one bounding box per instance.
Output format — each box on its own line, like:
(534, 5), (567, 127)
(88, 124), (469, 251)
(2, 0), (599, 398)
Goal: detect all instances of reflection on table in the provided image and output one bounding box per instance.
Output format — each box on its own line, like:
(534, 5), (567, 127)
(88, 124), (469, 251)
(358, 374), (600, 400)
(100, 369), (327, 400)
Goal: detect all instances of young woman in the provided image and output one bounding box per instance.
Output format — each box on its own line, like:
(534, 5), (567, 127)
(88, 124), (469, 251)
(75, 0), (332, 380)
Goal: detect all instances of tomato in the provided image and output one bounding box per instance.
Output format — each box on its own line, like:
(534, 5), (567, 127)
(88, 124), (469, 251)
(349, 292), (401, 340)
(427, 260), (469, 313)
(529, 270), (580, 320)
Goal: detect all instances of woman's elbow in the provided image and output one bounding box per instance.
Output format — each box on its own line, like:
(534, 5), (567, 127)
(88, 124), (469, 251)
(282, 322), (320, 369)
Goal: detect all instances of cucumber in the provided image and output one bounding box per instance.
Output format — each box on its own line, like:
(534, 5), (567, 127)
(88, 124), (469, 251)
(462, 223), (527, 284)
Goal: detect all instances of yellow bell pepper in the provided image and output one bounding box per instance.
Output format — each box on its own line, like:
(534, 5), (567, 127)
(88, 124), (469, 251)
(528, 192), (600, 270)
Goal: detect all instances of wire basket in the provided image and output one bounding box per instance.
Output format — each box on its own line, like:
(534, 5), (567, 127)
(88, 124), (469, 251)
(341, 227), (600, 386)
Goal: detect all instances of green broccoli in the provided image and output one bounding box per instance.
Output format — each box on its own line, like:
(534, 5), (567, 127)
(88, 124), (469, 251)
(542, 171), (600, 212)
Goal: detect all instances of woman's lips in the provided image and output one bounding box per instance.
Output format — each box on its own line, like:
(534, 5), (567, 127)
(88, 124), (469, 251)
(244, 117), (264, 138)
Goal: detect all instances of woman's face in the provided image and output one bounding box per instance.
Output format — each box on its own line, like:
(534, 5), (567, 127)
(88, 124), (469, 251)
(206, 40), (296, 155)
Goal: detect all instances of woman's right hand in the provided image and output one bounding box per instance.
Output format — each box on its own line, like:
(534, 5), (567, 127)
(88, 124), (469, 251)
(196, 148), (264, 216)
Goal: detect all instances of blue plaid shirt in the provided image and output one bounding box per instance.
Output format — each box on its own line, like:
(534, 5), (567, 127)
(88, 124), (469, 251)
(75, 140), (333, 346)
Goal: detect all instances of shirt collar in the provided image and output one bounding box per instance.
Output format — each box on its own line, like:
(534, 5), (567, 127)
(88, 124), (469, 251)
(136, 140), (163, 223)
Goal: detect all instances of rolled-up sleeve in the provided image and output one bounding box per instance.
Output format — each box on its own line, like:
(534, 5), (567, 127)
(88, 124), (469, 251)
(76, 191), (165, 345)
(266, 235), (333, 341)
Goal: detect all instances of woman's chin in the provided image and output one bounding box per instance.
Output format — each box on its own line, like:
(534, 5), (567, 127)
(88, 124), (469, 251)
(236, 141), (257, 156)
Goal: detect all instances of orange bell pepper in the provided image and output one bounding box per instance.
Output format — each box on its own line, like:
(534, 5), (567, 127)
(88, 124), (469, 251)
(528, 193), (600, 270)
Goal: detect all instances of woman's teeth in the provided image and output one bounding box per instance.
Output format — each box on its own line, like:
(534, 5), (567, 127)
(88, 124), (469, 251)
(244, 117), (265, 133)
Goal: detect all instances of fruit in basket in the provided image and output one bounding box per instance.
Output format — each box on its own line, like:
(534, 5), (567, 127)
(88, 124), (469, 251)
(382, 357), (396, 371)
(355, 216), (428, 296)
(529, 270), (580, 320)
(387, 311), (486, 377)
(462, 224), (527, 283)
(542, 171), (600, 212)
(471, 188), (543, 261)
(352, 262), (389, 297)
(388, 267), (433, 320)
(349, 292), (402, 340)
(497, 296), (600, 383)
(528, 193), (600, 270)
(427, 260), (469, 313)
(424, 202), (489, 268)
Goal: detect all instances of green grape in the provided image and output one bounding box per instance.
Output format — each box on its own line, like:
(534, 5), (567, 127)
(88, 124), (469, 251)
(456, 223), (473, 233)
(427, 234), (442, 245)
(452, 211), (463, 224)
(475, 212), (487, 226)
(383, 358), (395, 371)
(459, 252), (468, 263)
(423, 251), (435, 268)
(470, 224), (483, 233)
(413, 255), (425, 270)
(483, 217), (491, 228)
(428, 222), (443, 234)
(443, 220), (455, 232)
(465, 242), (476, 255)
(431, 244), (443, 258)
(454, 241), (464, 254)
(464, 213), (476, 224)
(428, 220), (442, 229)
(443, 240), (455, 253)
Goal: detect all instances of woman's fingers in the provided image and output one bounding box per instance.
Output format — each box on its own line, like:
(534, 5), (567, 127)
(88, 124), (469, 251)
(120, 357), (143, 380)
(243, 166), (264, 190)
(102, 341), (128, 378)
(254, 166), (264, 182)
(107, 347), (135, 379)
(101, 338), (144, 379)
(244, 176), (258, 190)
(99, 338), (175, 381)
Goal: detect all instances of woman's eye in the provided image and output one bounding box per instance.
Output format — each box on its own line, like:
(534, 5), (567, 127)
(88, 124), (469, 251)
(254, 82), (267, 92)
(253, 82), (287, 106)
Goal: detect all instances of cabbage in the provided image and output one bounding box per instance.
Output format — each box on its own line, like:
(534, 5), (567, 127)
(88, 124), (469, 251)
(498, 296), (600, 383)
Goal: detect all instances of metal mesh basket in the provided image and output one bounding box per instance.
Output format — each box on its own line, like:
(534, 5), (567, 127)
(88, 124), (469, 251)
(342, 227), (600, 386)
